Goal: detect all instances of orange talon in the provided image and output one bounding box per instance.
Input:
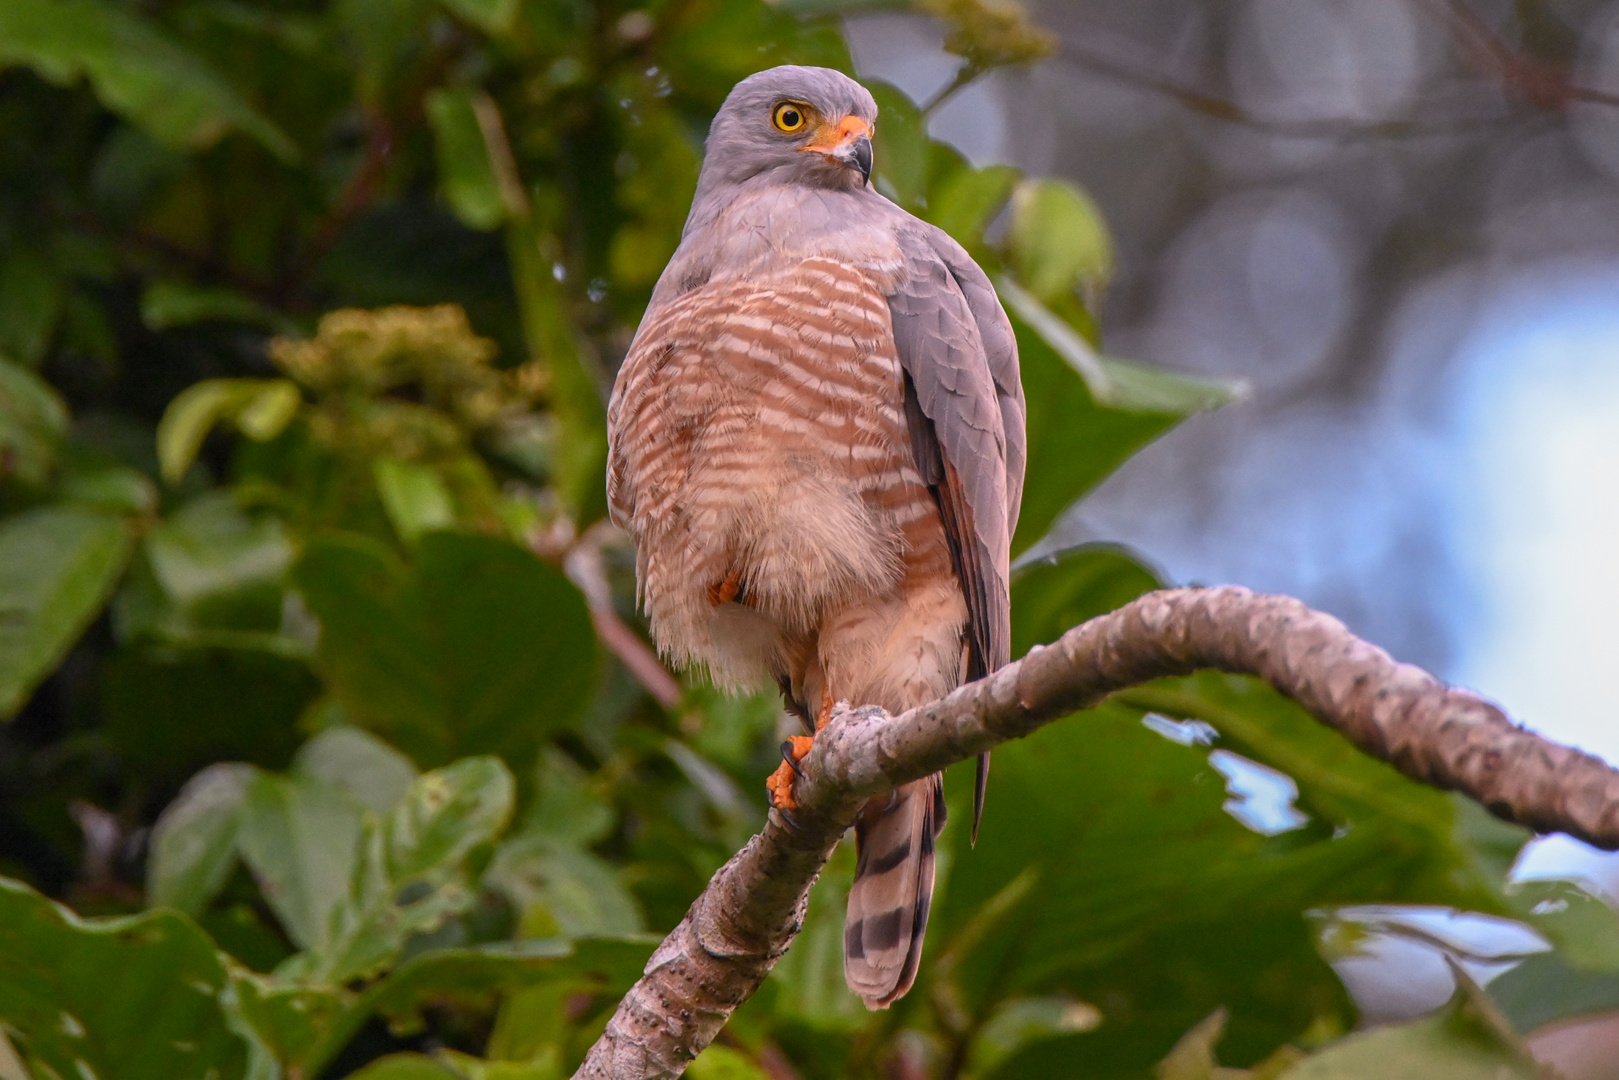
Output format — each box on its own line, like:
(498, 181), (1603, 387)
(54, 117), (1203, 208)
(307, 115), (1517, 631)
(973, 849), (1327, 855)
(767, 734), (815, 812)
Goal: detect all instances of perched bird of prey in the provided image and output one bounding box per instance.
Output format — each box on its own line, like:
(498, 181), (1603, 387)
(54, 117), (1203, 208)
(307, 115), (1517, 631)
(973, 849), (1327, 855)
(607, 65), (1025, 1008)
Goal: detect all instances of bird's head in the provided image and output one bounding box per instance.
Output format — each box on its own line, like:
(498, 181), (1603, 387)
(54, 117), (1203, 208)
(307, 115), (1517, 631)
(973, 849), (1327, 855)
(699, 65), (878, 193)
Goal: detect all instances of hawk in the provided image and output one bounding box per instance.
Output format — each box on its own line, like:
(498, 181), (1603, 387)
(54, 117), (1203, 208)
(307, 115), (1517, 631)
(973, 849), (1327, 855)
(607, 65), (1025, 1008)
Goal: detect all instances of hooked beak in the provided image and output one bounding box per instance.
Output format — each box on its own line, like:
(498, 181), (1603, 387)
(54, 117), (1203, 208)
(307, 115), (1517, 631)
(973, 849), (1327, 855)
(800, 115), (873, 184)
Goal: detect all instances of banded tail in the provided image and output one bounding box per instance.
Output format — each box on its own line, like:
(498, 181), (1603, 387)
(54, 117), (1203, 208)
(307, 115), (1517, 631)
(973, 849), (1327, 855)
(843, 775), (947, 1008)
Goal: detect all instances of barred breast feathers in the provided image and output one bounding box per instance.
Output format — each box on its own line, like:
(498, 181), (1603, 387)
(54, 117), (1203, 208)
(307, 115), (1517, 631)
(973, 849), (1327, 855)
(607, 256), (928, 690)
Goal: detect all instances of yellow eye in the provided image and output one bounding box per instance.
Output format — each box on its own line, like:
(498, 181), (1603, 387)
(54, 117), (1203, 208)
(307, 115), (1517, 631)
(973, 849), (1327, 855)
(772, 102), (808, 133)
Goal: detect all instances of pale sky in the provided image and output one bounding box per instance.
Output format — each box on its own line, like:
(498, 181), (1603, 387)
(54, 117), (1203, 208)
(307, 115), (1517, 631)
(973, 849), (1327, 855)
(1451, 275), (1619, 767)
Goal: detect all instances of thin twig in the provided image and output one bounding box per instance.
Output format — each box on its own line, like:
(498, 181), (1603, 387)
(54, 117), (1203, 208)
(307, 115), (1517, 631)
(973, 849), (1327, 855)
(1057, 0), (1619, 140)
(563, 522), (683, 710)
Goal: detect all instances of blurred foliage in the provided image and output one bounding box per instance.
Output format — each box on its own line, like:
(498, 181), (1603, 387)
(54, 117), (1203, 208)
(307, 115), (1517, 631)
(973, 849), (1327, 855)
(0, 0), (1609, 1078)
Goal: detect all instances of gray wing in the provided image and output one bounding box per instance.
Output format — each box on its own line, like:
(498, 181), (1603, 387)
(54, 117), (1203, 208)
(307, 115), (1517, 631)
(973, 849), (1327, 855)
(889, 227), (1025, 841)
(890, 226), (1024, 675)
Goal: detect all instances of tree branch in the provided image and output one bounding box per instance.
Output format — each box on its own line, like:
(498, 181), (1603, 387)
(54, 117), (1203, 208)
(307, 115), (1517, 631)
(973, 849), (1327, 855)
(573, 586), (1619, 1079)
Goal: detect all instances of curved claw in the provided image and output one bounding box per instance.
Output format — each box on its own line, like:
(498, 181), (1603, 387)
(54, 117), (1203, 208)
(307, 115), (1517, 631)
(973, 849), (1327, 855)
(766, 733), (815, 813)
(780, 740), (806, 778)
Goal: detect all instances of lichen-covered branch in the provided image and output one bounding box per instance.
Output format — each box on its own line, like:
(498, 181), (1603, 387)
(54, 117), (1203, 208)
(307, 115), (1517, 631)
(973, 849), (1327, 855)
(573, 586), (1619, 1080)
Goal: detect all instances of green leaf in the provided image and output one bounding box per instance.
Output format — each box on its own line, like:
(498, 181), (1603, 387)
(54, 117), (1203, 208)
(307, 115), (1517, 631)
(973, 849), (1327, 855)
(114, 492), (300, 652)
(140, 281), (288, 332)
(868, 81), (928, 209)
(237, 769), (365, 954)
(925, 158), (1021, 250)
(438, 0), (521, 34)
(297, 757), (516, 984)
(345, 1056), (460, 1080)
(293, 726), (418, 816)
(0, 245), (65, 367)
(969, 995), (1104, 1078)
(147, 762), (256, 915)
(0, 505), (134, 718)
(1500, 878), (1619, 972)
(227, 972), (351, 1073)
(58, 462), (158, 515)
(1011, 544), (1162, 658)
(374, 458), (456, 543)
(0, 876), (252, 1079)
(0, 0), (297, 159)
(0, 356), (69, 489)
(1489, 951), (1619, 1034)
(294, 531), (598, 771)
(687, 1045), (772, 1080)
(425, 87), (512, 231)
(1282, 970), (1542, 1079)
(485, 835), (644, 938)
(146, 493), (295, 613)
(520, 747), (614, 847)
(156, 378), (301, 484)
(1005, 294), (1233, 553)
(1005, 178), (1113, 304)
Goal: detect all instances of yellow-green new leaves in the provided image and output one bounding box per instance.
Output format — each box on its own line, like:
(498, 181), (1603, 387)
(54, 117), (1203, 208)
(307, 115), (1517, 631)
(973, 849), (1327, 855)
(917, 0), (1057, 72)
(0, 0), (295, 160)
(1006, 178), (1113, 307)
(426, 87), (519, 232)
(157, 377), (301, 484)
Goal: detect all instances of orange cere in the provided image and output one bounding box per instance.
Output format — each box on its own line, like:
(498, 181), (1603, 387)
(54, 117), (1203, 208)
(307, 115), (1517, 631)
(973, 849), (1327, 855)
(801, 113), (871, 151)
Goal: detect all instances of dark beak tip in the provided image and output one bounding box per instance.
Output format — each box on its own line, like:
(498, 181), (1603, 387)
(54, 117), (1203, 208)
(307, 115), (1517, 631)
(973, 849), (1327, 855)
(853, 134), (873, 182)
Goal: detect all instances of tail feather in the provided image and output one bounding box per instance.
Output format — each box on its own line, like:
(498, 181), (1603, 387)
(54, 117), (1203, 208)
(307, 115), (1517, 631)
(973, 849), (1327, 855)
(843, 775), (946, 1008)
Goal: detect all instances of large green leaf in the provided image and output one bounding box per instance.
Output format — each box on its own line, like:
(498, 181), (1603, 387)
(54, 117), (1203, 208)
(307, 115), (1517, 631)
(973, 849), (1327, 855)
(868, 81), (929, 210)
(425, 87), (512, 232)
(1002, 285), (1239, 553)
(1282, 973), (1542, 1079)
(147, 762), (256, 916)
(0, 504), (134, 717)
(1011, 543), (1162, 658)
(294, 725), (419, 816)
(125, 491), (297, 645)
(0, 877), (251, 1080)
(1005, 178), (1113, 304)
(281, 756), (516, 985)
(1489, 951), (1619, 1034)
(930, 703), (1360, 1078)
(238, 768), (367, 954)
(0, 0), (296, 159)
(294, 530), (598, 771)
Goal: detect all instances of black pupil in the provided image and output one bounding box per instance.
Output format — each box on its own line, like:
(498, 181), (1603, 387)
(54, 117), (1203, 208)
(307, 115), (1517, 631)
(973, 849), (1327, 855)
(780, 108), (799, 127)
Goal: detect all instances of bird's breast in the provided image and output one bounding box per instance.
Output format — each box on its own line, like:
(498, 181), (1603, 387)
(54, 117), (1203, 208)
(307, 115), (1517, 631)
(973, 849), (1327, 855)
(608, 256), (940, 687)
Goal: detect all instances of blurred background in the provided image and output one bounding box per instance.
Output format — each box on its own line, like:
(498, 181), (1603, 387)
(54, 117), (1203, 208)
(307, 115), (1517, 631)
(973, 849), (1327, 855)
(854, 0), (1619, 763)
(5, 0), (1619, 1078)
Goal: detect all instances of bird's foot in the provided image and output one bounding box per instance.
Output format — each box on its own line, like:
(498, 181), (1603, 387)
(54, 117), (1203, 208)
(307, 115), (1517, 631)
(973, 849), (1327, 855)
(766, 734), (815, 814)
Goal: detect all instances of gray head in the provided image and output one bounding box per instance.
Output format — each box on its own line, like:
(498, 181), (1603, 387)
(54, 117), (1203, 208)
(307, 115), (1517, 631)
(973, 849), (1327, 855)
(695, 66), (879, 197)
